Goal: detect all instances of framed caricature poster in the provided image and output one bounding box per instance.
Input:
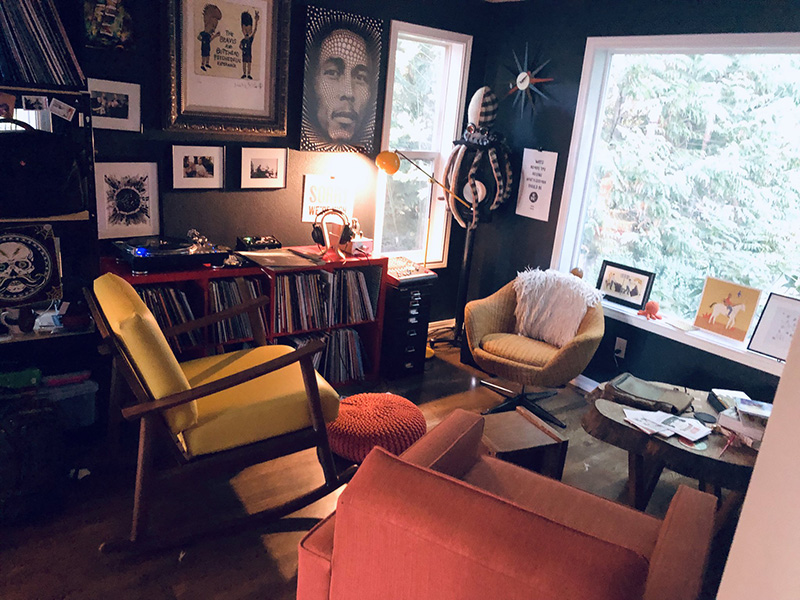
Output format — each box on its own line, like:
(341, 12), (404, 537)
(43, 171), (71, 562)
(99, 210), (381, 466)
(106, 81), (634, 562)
(166, 0), (289, 136)
(301, 6), (383, 154)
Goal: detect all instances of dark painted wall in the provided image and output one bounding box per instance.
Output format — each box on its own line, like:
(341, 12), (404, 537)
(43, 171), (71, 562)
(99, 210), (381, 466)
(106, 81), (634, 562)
(462, 0), (798, 399)
(56, 0), (795, 397)
(55, 0), (487, 322)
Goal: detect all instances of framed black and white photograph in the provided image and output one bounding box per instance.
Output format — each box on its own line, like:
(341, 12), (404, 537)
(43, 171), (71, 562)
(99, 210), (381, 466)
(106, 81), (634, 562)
(172, 145), (224, 189)
(166, 0), (290, 136)
(240, 147), (287, 188)
(87, 78), (141, 131)
(596, 260), (655, 310)
(95, 162), (160, 239)
(748, 293), (800, 361)
(301, 6), (383, 154)
(0, 224), (62, 308)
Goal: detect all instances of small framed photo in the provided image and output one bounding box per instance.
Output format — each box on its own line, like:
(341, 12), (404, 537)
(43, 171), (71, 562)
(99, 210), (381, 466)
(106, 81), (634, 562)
(596, 260), (655, 310)
(22, 95), (48, 111)
(747, 293), (800, 361)
(693, 277), (761, 343)
(241, 148), (287, 189)
(95, 162), (160, 239)
(87, 78), (141, 132)
(172, 145), (224, 189)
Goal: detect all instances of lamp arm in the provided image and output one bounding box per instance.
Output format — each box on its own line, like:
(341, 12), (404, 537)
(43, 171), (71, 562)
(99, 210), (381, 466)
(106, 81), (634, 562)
(395, 150), (472, 211)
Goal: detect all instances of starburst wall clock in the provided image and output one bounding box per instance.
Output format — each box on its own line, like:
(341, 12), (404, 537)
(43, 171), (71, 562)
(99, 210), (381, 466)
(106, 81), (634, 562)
(503, 44), (553, 117)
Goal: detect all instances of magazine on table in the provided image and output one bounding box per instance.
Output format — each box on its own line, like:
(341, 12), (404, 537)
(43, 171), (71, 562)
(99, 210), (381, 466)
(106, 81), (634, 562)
(623, 409), (711, 442)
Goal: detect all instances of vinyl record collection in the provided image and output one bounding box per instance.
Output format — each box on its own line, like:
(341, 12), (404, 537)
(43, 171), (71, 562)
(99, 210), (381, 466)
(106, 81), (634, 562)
(0, 0), (85, 86)
(283, 329), (365, 383)
(136, 286), (201, 354)
(274, 268), (378, 335)
(209, 278), (267, 344)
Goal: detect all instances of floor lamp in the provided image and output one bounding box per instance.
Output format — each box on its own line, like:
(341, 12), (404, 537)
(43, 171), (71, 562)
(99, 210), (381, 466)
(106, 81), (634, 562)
(376, 150), (475, 346)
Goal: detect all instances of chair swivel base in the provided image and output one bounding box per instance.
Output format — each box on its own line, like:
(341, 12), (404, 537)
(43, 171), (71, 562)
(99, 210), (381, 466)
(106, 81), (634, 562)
(480, 380), (566, 429)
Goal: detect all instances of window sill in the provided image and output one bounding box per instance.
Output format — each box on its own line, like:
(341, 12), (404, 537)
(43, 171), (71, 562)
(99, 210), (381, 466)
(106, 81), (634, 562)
(602, 300), (784, 377)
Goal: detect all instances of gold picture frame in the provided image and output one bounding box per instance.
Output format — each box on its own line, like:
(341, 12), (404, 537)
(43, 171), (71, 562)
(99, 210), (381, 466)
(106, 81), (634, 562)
(165, 0), (289, 136)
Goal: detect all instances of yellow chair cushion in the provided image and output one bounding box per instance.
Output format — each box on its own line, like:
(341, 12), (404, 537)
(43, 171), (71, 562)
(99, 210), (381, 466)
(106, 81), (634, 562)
(94, 273), (197, 432)
(178, 345), (340, 457)
(481, 333), (558, 368)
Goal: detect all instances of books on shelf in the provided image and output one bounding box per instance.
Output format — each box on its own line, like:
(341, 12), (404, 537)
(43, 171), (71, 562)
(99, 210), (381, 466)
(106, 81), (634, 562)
(0, 0), (85, 87)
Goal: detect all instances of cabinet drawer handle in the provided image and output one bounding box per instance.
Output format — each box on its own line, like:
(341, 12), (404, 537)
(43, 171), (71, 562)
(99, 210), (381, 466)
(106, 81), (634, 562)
(407, 329), (417, 337)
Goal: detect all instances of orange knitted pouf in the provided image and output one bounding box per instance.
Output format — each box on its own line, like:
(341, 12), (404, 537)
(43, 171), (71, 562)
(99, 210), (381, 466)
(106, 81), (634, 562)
(327, 393), (427, 463)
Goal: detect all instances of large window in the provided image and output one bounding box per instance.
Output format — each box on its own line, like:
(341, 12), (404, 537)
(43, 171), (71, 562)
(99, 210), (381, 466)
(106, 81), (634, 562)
(555, 34), (800, 329)
(375, 22), (471, 267)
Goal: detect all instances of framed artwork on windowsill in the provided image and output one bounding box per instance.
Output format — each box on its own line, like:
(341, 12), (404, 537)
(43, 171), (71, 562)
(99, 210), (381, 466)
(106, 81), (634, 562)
(172, 145), (224, 189)
(596, 260), (654, 311)
(693, 277), (761, 343)
(747, 293), (800, 361)
(94, 162), (160, 239)
(240, 147), (287, 188)
(165, 0), (290, 137)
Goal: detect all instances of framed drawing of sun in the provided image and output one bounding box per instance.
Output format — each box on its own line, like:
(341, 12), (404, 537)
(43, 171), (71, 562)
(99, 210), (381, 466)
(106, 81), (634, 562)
(95, 162), (160, 239)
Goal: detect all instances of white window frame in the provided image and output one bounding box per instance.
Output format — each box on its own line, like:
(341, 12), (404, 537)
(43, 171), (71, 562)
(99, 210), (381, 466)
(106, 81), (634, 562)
(375, 21), (472, 268)
(552, 32), (800, 377)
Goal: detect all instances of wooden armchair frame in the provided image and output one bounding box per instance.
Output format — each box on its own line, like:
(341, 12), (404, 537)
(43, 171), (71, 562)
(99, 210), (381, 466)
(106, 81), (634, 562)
(85, 288), (355, 554)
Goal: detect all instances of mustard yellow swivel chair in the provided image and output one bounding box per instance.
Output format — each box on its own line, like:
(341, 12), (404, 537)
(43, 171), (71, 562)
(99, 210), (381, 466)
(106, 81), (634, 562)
(87, 272), (352, 552)
(464, 280), (605, 428)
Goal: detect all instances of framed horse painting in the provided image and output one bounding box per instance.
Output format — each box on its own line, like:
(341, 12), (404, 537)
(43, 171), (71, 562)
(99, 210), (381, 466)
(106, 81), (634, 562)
(693, 276), (761, 343)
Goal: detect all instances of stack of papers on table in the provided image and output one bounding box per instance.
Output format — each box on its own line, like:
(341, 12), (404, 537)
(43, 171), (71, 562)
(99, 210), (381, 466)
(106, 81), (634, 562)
(623, 409), (712, 442)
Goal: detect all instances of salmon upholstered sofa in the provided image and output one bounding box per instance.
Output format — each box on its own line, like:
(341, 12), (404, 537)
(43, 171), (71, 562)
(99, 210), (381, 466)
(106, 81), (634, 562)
(297, 409), (716, 600)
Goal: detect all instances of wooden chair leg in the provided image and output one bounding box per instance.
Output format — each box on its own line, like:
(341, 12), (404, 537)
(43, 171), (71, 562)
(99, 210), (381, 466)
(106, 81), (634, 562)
(299, 358), (339, 486)
(130, 415), (156, 543)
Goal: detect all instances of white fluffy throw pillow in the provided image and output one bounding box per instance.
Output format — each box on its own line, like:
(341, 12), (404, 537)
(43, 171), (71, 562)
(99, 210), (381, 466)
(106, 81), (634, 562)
(513, 268), (603, 348)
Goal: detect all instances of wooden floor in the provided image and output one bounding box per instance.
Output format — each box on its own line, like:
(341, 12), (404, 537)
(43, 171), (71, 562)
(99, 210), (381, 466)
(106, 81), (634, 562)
(1, 345), (736, 599)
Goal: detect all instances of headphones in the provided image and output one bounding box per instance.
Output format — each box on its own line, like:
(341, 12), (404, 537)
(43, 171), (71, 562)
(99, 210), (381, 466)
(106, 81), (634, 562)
(311, 208), (355, 246)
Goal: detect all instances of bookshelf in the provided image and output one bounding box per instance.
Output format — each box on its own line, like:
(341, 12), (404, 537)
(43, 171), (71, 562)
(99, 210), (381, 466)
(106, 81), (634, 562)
(100, 248), (388, 384)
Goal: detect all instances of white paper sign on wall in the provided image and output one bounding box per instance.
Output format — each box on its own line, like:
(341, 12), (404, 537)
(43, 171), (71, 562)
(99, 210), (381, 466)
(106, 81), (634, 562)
(515, 148), (558, 222)
(301, 174), (355, 222)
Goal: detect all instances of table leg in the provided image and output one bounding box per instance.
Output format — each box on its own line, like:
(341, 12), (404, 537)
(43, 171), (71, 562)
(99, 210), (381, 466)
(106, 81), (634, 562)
(628, 453), (664, 511)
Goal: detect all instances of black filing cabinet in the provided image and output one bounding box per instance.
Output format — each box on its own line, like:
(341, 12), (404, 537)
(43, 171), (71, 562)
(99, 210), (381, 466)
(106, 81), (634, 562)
(381, 278), (435, 379)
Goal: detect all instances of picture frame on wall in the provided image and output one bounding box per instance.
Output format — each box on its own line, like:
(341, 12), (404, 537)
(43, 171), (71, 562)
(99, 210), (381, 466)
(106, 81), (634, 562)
(165, 0), (290, 136)
(240, 147), (287, 188)
(300, 5), (383, 154)
(747, 293), (800, 361)
(94, 162), (160, 239)
(595, 260), (655, 310)
(87, 78), (141, 131)
(693, 276), (761, 343)
(172, 145), (224, 189)
(0, 224), (62, 308)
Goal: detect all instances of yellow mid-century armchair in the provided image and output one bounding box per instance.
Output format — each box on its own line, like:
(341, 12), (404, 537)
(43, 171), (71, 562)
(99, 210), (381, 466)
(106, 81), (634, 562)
(87, 272), (353, 552)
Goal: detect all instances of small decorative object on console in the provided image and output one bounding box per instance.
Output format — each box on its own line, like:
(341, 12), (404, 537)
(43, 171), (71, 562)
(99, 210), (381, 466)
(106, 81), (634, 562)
(637, 300), (662, 320)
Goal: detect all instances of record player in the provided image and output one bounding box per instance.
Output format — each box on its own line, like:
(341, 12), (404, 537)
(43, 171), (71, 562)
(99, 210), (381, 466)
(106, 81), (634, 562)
(112, 232), (228, 274)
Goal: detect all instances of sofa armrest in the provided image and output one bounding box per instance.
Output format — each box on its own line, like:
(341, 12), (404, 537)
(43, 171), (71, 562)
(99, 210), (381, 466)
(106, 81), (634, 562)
(643, 485), (717, 600)
(297, 513), (337, 600)
(330, 448), (650, 600)
(399, 408), (484, 477)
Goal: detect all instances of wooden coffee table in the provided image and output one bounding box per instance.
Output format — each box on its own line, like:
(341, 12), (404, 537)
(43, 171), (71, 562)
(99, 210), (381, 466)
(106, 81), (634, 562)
(583, 386), (757, 528)
(482, 406), (568, 480)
